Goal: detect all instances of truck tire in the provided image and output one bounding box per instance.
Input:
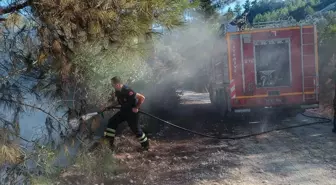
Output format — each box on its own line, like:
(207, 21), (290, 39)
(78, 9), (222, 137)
(209, 87), (230, 117)
(209, 87), (215, 104)
(282, 108), (304, 117)
(217, 89), (228, 117)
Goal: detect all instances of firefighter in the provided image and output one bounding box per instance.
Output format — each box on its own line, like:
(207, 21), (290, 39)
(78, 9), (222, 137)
(325, 56), (336, 133)
(101, 76), (150, 151)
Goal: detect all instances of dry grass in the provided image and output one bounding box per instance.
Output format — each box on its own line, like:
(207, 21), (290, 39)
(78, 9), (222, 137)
(0, 128), (24, 165)
(58, 142), (117, 184)
(75, 146), (116, 175)
(0, 144), (23, 165)
(30, 176), (56, 185)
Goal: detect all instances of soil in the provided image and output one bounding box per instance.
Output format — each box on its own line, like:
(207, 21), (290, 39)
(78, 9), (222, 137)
(60, 91), (336, 185)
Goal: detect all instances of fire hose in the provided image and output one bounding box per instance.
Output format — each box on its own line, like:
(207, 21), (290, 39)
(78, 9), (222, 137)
(78, 107), (332, 140)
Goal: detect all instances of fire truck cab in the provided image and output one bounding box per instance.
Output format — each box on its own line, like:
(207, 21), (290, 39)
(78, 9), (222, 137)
(209, 21), (319, 115)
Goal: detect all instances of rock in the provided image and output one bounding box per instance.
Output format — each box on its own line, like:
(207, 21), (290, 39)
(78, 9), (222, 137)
(130, 179), (134, 184)
(262, 180), (268, 183)
(182, 156), (188, 160)
(155, 156), (161, 159)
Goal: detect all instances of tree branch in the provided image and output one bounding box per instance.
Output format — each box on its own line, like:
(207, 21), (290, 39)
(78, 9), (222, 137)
(0, 1), (30, 15)
(0, 61), (38, 82)
(0, 97), (67, 128)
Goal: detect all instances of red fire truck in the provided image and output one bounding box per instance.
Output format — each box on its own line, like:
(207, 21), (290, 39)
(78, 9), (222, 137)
(209, 22), (319, 115)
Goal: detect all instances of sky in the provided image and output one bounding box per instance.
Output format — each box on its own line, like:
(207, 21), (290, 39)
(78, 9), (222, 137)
(222, 0), (247, 12)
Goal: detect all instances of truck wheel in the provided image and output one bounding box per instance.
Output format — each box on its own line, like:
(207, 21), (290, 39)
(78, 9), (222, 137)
(218, 89), (228, 117)
(209, 87), (215, 104)
(282, 108), (304, 117)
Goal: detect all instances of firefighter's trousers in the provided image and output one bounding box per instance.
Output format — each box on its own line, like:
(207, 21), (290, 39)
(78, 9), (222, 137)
(104, 111), (149, 148)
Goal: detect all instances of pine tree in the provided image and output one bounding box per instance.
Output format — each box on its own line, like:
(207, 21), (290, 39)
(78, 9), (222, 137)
(199, 0), (218, 19)
(251, 0), (258, 7)
(0, 0), (197, 168)
(234, 3), (242, 16)
(304, 6), (315, 16)
(244, 0), (251, 11)
(226, 7), (235, 20)
(0, 0), (198, 104)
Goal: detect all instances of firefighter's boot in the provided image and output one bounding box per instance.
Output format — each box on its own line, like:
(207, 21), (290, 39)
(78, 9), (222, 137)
(138, 133), (150, 151)
(104, 128), (116, 151)
(141, 139), (150, 151)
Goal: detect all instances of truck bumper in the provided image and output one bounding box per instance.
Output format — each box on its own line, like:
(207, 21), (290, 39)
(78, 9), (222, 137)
(232, 103), (319, 113)
(300, 104), (319, 109)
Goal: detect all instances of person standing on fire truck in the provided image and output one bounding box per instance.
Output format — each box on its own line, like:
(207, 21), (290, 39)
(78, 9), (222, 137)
(325, 55), (336, 133)
(100, 76), (149, 151)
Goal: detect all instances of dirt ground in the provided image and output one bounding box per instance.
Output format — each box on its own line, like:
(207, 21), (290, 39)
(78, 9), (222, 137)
(61, 91), (336, 185)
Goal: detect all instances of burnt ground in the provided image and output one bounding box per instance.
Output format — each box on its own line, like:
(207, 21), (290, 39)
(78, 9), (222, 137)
(60, 91), (336, 185)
